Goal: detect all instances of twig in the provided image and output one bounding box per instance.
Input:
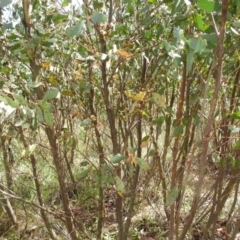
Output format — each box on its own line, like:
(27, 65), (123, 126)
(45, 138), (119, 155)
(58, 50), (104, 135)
(0, 187), (57, 217)
(211, 13), (219, 36)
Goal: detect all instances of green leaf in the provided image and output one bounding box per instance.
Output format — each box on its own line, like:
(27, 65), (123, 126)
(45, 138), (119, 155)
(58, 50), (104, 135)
(172, 0), (182, 14)
(39, 101), (54, 126)
(142, 14), (151, 24)
(203, 33), (217, 46)
(32, 0), (40, 10)
(115, 176), (125, 196)
(142, 135), (150, 142)
(234, 158), (240, 169)
(153, 116), (165, 127)
(148, 149), (155, 156)
(136, 157), (149, 171)
(110, 154), (125, 164)
(77, 168), (90, 179)
(194, 14), (205, 31)
(91, 11), (107, 23)
(166, 186), (179, 206)
(173, 125), (184, 137)
(1, 66), (10, 73)
(79, 81), (87, 90)
(0, 0), (12, 7)
(35, 105), (44, 123)
(189, 93), (199, 105)
(197, 0), (215, 13)
(101, 163), (114, 171)
(231, 111), (240, 120)
(187, 38), (207, 53)
(233, 140), (240, 150)
(100, 173), (114, 186)
(127, 147), (137, 153)
(43, 109), (54, 126)
(43, 88), (59, 101)
(4, 96), (19, 108)
(62, 0), (71, 7)
(66, 21), (84, 37)
(51, 14), (68, 24)
(187, 50), (194, 72)
(144, 30), (153, 40)
(13, 94), (26, 105)
(93, 1), (103, 9)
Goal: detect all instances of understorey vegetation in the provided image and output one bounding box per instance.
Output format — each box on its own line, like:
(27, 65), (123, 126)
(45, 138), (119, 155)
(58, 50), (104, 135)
(1, 0), (240, 239)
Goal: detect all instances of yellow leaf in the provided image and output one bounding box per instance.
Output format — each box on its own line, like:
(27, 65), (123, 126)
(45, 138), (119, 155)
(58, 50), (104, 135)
(62, 89), (74, 96)
(132, 156), (137, 164)
(90, 115), (97, 122)
(125, 91), (146, 101)
(49, 76), (58, 85)
(74, 69), (82, 77)
(124, 91), (134, 99)
(140, 110), (148, 116)
(141, 141), (148, 148)
(152, 92), (166, 108)
(42, 62), (51, 68)
(133, 92), (146, 101)
(126, 79), (133, 86)
(117, 49), (132, 59)
(117, 191), (123, 197)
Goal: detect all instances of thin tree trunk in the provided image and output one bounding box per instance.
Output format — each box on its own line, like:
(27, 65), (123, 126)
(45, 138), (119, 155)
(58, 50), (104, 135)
(97, 29), (122, 239)
(0, 134), (13, 191)
(0, 181), (17, 227)
(123, 113), (141, 240)
(169, 61), (187, 240)
(88, 60), (105, 240)
(0, 133), (17, 227)
(179, 2), (230, 239)
(123, 56), (146, 240)
(45, 127), (79, 240)
(18, 127), (58, 240)
(21, 0), (79, 237)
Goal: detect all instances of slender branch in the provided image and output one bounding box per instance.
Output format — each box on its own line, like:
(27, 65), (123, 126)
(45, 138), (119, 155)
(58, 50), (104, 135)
(0, 186), (55, 216)
(108, 0), (113, 24)
(211, 13), (219, 36)
(179, 1), (230, 239)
